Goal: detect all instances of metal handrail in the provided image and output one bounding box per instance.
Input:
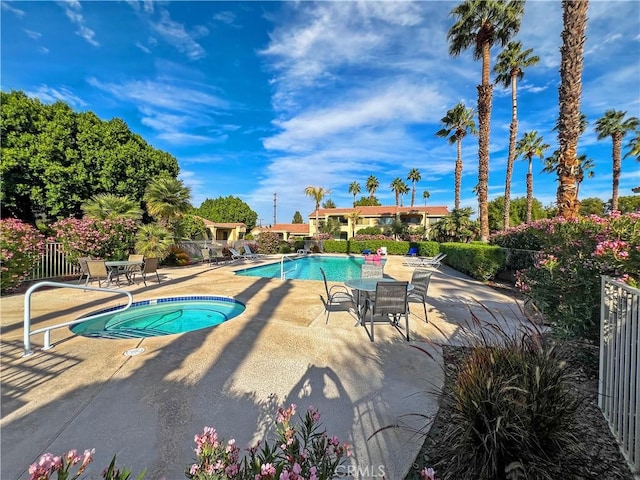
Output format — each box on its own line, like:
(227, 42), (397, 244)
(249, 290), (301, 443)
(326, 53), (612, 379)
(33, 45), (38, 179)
(280, 255), (298, 280)
(23, 281), (134, 357)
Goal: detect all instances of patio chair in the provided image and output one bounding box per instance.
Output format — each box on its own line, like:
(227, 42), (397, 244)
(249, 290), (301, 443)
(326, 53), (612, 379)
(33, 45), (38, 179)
(86, 260), (116, 288)
(319, 267), (354, 324)
(201, 248), (214, 265)
(360, 263), (383, 278)
(229, 247), (257, 260)
(139, 258), (161, 286)
(408, 269), (433, 322)
(77, 256), (92, 285)
(243, 244), (264, 257)
(127, 254), (145, 278)
(364, 281), (410, 341)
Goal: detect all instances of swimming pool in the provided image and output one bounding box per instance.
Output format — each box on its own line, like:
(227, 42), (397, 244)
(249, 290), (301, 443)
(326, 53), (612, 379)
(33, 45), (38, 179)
(71, 296), (246, 339)
(234, 255), (386, 282)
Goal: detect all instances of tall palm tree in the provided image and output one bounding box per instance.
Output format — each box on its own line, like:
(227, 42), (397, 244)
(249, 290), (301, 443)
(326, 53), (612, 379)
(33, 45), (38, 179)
(516, 131), (549, 223)
(304, 186), (329, 237)
(448, 0), (524, 241)
(544, 151), (595, 200)
(82, 193), (143, 221)
(407, 168), (421, 207)
(423, 190), (431, 206)
(143, 177), (192, 228)
(347, 210), (361, 238)
(366, 175), (379, 199)
(348, 181), (361, 207)
(494, 40), (540, 230)
(399, 181), (410, 207)
(436, 102), (477, 210)
(594, 109), (640, 211)
(556, 0), (589, 219)
(390, 178), (408, 207)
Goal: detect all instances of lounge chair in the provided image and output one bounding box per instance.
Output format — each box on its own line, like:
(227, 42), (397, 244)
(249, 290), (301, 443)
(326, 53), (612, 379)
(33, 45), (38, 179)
(403, 253), (446, 268)
(320, 268), (354, 323)
(364, 281), (410, 341)
(201, 248), (215, 265)
(243, 244), (264, 257)
(408, 269), (433, 322)
(406, 247), (419, 256)
(228, 247), (257, 260)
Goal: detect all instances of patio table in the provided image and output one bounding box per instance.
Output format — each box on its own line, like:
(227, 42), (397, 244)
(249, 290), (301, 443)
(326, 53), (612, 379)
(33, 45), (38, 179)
(105, 260), (144, 286)
(345, 278), (414, 325)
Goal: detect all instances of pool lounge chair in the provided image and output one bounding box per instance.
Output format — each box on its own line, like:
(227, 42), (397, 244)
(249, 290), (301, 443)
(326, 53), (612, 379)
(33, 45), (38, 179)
(243, 244), (264, 257)
(403, 253), (446, 268)
(229, 247), (258, 260)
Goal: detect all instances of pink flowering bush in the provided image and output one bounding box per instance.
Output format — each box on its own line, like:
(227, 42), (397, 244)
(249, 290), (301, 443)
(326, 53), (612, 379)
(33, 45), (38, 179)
(0, 218), (46, 292)
(491, 213), (640, 340)
(28, 451), (143, 480)
(186, 404), (351, 480)
(51, 217), (139, 263)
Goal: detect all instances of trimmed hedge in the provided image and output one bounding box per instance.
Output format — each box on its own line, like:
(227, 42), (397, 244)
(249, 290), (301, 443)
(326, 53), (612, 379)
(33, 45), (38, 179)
(323, 240), (439, 256)
(439, 243), (506, 280)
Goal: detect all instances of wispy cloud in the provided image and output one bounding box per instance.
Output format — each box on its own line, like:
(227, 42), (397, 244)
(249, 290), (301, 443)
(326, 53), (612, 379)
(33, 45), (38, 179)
(1, 1), (25, 17)
(58, 0), (99, 46)
(25, 85), (86, 108)
(148, 8), (207, 60)
(24, 29), (41, 40)
(213, 11), (236, 25)
(135, 41), (151, 54)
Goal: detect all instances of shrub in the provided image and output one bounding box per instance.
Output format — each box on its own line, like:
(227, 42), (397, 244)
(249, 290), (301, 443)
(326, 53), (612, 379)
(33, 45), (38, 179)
(439, 243), (505, 280)
(355, 226), (384, 236)
(323, 240), (439, 257)
(257, 232), (281, 254)
(0, 218), (46, 292)
(164, 246), (190, 266)
(493, 213), (640, 340)
(416, 311), (581, 480)
(52, 217), (138, 263)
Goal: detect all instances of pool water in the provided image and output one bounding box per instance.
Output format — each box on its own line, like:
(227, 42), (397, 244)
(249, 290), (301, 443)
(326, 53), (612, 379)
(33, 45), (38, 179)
(235, 255), (386, 282)
(71, 296), (246, 339)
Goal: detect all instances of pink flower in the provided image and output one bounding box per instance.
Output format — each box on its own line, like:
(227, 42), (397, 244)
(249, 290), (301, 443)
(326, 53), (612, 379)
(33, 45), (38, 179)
(420, 466), (437, 480)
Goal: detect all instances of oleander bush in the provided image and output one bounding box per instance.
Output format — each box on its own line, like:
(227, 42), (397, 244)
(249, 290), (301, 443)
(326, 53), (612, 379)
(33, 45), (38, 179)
(438, 243), (505, 280)
(257, 232), (281, 254)
(490, 213), (640, 340)
(0, 218), (46, 292)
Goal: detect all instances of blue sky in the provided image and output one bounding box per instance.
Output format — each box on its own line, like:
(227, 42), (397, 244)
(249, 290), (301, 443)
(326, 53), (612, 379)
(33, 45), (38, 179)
(2, 0), (639, 226)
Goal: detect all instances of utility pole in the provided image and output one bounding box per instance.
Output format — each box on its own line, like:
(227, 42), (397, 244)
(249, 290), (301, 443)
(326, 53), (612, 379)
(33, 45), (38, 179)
(273, 193), (277, 225)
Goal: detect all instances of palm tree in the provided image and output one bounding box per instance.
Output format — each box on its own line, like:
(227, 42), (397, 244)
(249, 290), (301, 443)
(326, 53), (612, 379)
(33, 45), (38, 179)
(366, 175), (379, 199)
(423, 190), (431, 206)
(348, 181), (361, 206)
(304, 186), (329, 237)
(624, 131), (640, 162)
(407, 168), (421, 207)
(436, 102), (477, 210)
(448, 0), (524, 241)
(347, 210), (361, 238)
(390, 178), (408, 207)
(544, 151), (595, 200)
(143, 177), (192, 228)
(134, 223), (173, 260)
(494, 40), (540, 230)
(82, 194), (143, 220)
(594, 109), (640, 211)
(556, 0), (589, 219)
(516, 131), (549, 223)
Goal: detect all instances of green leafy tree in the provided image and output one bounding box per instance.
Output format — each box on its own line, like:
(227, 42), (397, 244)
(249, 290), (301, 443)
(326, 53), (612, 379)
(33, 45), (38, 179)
(448, 0), (524, 240)
(432, 207), (479, 243)
(292, 211), (304, 224)
(322, 198), (336, 209)
(365, 175), (379, 199)
(407, 168), (421, 207)
(556, 0), (588, 219)
(175, 213), (208, 240)
(318, 218), (341, 237)
(612, 195), (640, 214)
(198, 196), (258, 230)
(354, 196), (381, 207)
(494, 40), (540, 230)
(436, 102), (477, 210)
(594, 109), (640, 211)
(579, 197), (605, 216)
(489, 196), (547, 231)
(348, 181), (361, 206)
(82, 194), (143, 221)
(516, 131), (549, 223)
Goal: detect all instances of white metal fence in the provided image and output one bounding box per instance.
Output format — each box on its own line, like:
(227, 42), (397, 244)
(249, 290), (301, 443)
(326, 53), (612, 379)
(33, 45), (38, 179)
(599, 276), (640, 475)
(26, 242), (79, 281)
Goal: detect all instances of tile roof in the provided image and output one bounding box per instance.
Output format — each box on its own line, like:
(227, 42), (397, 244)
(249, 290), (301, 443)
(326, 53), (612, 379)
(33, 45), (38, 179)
(268, 223), (310, 233)
(195, 216), (246, 228)
(308, 205), (449, 217)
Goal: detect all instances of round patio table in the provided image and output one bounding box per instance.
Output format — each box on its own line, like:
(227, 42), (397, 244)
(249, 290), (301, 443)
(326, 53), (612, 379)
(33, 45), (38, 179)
(345, 278), (414, 324)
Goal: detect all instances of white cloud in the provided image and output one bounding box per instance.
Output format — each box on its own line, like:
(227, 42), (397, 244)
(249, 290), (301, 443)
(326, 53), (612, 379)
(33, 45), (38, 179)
(24, 29), (41, 40)
(149, 9), (207, 60)
(213, 11), (236, 25)
(25, 85), (86, 108)
(58, 0), (99, 47)
(157, 132), (225, 145)
(2, 1), (25, 17)
(135, 41), (151, 54)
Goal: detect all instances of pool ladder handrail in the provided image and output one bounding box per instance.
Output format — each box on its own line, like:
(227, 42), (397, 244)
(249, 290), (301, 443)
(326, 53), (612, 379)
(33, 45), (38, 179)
(23, 281), (134, 357)
(280, 254), (298, 280)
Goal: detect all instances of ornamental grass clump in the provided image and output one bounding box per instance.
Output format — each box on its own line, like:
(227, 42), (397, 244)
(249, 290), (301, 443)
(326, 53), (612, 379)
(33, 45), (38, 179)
(431, 312), (581, 480)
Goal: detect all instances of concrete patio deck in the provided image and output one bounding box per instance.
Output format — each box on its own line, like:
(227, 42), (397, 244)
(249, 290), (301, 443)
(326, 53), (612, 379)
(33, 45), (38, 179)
(1, 255), (526, 480)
